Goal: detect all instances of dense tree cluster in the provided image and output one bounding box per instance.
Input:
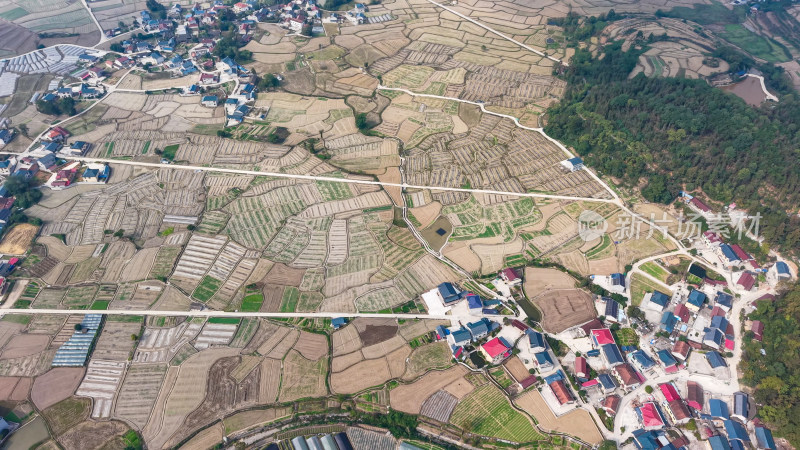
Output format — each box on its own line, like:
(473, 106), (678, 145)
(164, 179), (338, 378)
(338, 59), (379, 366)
(36, 97), (76, 116)
(545, 43), (800, 255)
(741, 284), (800, 447)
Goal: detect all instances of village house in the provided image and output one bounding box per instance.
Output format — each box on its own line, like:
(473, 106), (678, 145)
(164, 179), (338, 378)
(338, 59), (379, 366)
(560, 156), (584, 172)
(201, 95), (218, 107)
(0, 129), (15, 147)
(480, 337), (511, 364)
(0, 157), (16, 176)
(82, 164), (110, 183)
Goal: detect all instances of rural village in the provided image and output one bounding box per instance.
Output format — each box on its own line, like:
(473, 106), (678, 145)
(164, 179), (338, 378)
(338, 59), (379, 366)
(0, 0), (798, 448)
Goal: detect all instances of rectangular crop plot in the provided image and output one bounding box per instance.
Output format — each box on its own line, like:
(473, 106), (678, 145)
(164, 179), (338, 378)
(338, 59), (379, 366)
(63, 285), (99, 309)
(279, 287), (300, 312)
(193, 276), (222, 302)
(114, 363), (168, 428)
(450, 384), (542, 443)
(150, 247), (181, 280)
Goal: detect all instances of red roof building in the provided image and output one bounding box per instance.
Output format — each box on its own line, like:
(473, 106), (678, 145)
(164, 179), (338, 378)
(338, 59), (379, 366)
(673, 304), (689, 322)
(638, 402), (665, 429)
(737, 272), (756, 291)
(614, 363), (640, 388)
(690, 197), (711, 213)
(520, 375), (537, 389)
(575, 356), (588, 379)
(511, 320), (528, 331)
(686, 381), (703, 410)
(730, 244), (751, 262)
(480, 337), (510, 364)
(602, 395), (621, 415)
(703, 231), (721, 244)
(46, 126), (70, 141)
(591, 328), (615, 346)
(580, 318), (603, 336)
(500, 268), (521, 284)
(659, 383), (681, 402)
(549, 380), (574, 405)
(752, 320), (764, 341)
(672, 340), (690, 360)
(668, 399), (691, 422)
(710, 306), (726, 317)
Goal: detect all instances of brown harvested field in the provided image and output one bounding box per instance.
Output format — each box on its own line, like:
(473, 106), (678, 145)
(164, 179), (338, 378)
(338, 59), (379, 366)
(263, 263), (305, 286)
(43, 397), (91, 436)
(355, 318), (398, 346)
(0, 223), (38, 254)
(443, 377), (474, 399)
(180, 422), (223, 450)
(223, 407), (292, 434)
(515, 390), (603, 445)
(258, 358), (281, 403)
(332, 325), (363, 356)
(0, 334), (50, 359)
(263, 329), (299, 359)
(332, 351), (364, 372)
(390, 366), (468, 414)
(114, 363), (168, 429)
(409, 202), (442, 229)
(504, 356), (530, 383)
(261, 285), (285, 312)
(533, 289), (596, 333)
(58, 420), (128, 450)
(362, 335), (406, 360)
(0, 376), (31, 401)
(92, 320), (141, 361)
(278, 350), (327, 402)
(293, 331), (328, 361)
(523, 267), (576, 297)
(403, 342), (453, 380)
(331, 358), (391, 394)
(31, 367), (85, 410)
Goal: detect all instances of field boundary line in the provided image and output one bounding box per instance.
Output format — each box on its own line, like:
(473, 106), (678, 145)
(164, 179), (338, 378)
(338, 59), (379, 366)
(421, 0), (566, 66)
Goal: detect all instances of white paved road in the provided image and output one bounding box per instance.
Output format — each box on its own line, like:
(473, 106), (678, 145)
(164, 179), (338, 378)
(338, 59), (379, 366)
(0, 308), (473, 320)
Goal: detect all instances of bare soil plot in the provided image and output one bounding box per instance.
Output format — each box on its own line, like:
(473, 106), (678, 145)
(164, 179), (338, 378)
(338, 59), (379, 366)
(331, 358), (391, 394)
(264, 263), (306, 286)
(332, 324), (363, 356)
(0, 334), (49, 359)
(362, 335), (407, 359)
(278, 350), (328, 402)
(355, 318), (398, 346)
(523, 267), (576, 297)
(180, 422), (223, 450)
(390, 365), (467, 414)
(444, 377), (475, 399)
(0, 349), (56, 377)
(76, 359), (126, 418)
(532, 289), (596, 333)
(0, 376), (31, 401)
(515, 390), (603, 444)
(0, 223), (39, 254)
(258, 358), (282, 404)
(504, 356), (530, 382)
(293, 331), (328, 361)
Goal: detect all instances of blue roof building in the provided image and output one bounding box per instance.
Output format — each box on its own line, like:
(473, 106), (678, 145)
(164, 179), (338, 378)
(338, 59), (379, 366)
(755, 427), (776, 450)
(709, 398), (730, 419)
(450, 328), (471, 345)
(527, 330), (546, 351)
(776, 261), (790, 277)
(435, 325), (447, 340)
(708, 435), (732, 450)
(632, 429), (673, 450)
(630, 349), (656, 370)
(466, 294), (482, 310)
(733, 392), (748, 421)
(656, 349), (677, 367)
(602, 344), (625, 366)
(649, 290), (670, 309)
(704, 328), (726, 349)
(535, 351), (553, 368)
(660, 311), (677, 333)
(729, 440), (745, 450)
(604, 297), (620, 319)
(543, 370), (565, 384)
(720, 244), (739, 262)
(331, 317), (347, 329)
(715, 292), (734, 310)
(724, 420), (750, 444)
(598, 373), (617, 391)
(706, 351), (727, 368)
(437, 282), (461, 304)
(711, 315), (729, 331)
(687, 289), (707, 309)
(467, 319), (489, 339)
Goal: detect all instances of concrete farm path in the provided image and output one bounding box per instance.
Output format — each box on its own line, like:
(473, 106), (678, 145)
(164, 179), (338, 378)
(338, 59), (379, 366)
(0, 309), (474, 320)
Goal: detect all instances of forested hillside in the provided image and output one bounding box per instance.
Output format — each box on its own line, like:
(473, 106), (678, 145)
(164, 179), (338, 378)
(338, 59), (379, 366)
(741, 284), (800, 447)
(545, 43), (800, 256)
